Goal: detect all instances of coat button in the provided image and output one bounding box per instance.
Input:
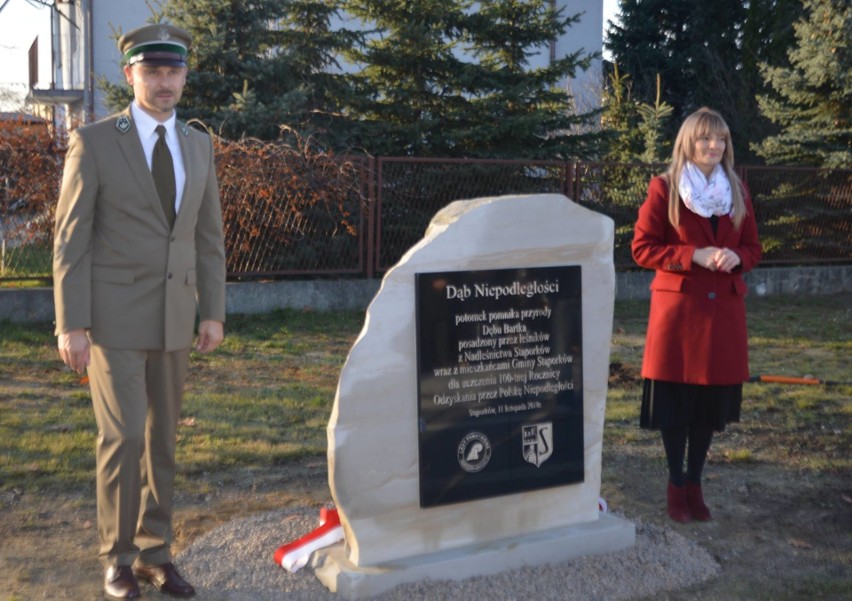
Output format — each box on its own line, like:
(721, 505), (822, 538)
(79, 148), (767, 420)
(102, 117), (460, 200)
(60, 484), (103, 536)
(708, 292), (716, 299)
(167, 272), (173, 279)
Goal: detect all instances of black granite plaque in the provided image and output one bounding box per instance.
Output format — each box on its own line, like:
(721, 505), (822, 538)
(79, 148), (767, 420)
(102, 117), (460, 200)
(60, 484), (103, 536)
(415, 266), (584, 507)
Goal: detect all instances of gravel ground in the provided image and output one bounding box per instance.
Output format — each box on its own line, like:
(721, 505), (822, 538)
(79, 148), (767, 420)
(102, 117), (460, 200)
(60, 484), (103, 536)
(178, 507), (719, 600)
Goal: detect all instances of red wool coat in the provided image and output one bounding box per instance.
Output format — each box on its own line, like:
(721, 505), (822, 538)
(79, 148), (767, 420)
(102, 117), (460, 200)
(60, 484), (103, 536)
(632, 176), (762, 385)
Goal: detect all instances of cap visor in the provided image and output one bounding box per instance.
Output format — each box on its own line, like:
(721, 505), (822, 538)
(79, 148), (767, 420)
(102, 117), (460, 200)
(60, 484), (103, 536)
(134, 58), (187, 67)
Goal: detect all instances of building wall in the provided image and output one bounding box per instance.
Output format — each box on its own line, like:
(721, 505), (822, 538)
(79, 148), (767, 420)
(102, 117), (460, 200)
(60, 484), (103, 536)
(557, 0), (604, 112)
(89, 0), (150, 119)
(50, 0), (150, 124)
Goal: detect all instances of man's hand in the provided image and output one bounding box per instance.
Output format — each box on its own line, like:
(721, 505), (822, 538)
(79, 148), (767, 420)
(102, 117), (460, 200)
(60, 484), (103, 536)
(196, 320), (224, 353)
(58, 329), (90, 374)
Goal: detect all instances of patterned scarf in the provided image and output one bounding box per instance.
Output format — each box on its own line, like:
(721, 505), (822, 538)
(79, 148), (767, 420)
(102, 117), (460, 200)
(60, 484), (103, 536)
(678, 162), (733, 218)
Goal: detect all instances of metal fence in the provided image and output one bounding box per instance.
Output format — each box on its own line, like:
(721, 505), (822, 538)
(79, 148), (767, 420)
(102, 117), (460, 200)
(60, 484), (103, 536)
(374, 159), (852, 274)
(1, 156), (850, 282)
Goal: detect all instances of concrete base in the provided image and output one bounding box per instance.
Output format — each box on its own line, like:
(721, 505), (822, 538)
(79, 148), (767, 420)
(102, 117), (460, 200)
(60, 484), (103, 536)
(312, 513), (635, 600)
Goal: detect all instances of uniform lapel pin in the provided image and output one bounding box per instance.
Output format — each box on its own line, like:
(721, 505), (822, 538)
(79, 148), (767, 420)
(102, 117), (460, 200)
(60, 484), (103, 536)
(116, 115), (131, 133)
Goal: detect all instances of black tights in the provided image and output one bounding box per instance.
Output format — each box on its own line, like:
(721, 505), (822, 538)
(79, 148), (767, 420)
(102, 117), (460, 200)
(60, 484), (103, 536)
(661, 424), (715, 487)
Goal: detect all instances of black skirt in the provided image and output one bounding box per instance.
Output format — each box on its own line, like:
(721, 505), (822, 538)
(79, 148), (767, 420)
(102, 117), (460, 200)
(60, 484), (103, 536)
(640, 379), (742, 432)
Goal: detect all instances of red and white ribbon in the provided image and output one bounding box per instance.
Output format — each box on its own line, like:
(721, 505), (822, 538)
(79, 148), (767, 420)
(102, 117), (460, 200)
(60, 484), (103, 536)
(274, 507), (344, 573)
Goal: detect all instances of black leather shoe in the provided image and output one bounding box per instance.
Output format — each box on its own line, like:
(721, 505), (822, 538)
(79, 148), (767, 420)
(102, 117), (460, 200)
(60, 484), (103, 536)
(133, 562), (195, 597)
(104, 565), (141, 600)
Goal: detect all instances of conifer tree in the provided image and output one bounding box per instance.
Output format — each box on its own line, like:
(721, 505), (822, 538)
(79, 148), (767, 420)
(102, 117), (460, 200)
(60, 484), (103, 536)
(340, 0), (473, 157)
(600, 67), (670, 164)
(457, 0), (602, 159)
(753, 0), (852, 167)
(102, 0), (358, 144)
(605, 0), (790, 160)
(737, 0), (803, 161)
(636, 74), (673, 164)
(172, 0), (359, 142)
(600, 63), (640, 163)
(103, 0), (603, 158)
(605, 0), (690, 127)
(342, 0), (602, 159)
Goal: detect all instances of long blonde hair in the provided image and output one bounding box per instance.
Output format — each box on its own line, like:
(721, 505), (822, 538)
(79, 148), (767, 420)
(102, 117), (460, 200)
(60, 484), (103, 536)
(664, 107), (746, 229)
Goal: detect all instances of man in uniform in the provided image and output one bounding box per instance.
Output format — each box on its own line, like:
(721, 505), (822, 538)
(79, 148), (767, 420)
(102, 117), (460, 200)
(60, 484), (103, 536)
(53, 22), (226, 600)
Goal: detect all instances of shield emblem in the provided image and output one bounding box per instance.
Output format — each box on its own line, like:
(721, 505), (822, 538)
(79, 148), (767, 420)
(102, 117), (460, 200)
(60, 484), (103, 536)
(522, 422), (553, 467)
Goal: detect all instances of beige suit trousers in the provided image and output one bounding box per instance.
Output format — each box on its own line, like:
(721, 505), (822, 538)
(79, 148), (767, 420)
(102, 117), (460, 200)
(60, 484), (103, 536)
(87, 343), (190, 568)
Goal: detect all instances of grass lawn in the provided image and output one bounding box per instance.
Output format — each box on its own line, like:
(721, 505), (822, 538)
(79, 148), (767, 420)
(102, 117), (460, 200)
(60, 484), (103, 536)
(0, 293), (849, 601)
(1, 295), (848, 495)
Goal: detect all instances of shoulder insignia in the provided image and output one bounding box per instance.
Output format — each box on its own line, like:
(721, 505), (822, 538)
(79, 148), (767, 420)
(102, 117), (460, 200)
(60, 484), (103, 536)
(116, 115), (131, 133)
(178, 122), (189, 137)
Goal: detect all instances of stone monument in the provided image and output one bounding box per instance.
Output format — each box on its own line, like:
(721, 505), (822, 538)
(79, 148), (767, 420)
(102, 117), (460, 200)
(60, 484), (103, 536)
(314, 194), (635, 598)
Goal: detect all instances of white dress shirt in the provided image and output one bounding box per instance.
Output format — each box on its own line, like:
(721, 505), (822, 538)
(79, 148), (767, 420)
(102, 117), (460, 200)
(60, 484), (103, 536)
(131, 102), (187, 215)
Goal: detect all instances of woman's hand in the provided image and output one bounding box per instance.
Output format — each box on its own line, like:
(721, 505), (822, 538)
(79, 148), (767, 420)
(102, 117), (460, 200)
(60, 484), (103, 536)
(712, 248), (742, 273)
(692, 247), (720, 271)
(693, 247), (741, 273)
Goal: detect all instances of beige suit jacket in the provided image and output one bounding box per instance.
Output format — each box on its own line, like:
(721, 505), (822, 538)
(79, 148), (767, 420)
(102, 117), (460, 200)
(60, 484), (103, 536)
(53, 108), (226, 351)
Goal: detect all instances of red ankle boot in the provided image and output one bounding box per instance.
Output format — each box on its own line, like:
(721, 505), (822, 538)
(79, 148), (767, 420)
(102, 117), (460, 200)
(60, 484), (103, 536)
(667, 481), (691, 523)
(685, 480), (712, 521)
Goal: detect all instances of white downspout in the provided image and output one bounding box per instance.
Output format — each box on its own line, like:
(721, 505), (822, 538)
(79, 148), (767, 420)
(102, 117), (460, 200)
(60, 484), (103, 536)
(86, 0), (94, 120)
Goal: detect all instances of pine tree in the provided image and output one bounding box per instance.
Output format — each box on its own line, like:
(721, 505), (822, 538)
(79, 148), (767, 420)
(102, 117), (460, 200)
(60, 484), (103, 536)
(636, 74), (673, 164)
(600, 63), (640, 163)
(457, 0), (603, 159)
(753, 0), (852, 167)
(605, 0), (790, 160)
(341, 0), (602, 159)
(740, 0), (803, 80)
(102, 0), (603, 158)
(605, 0), (690, 129)
(738, 0), (803, 161)
(340, 0), (473, 157)
(172, 0), (360, 142)
(100, 0), (359, 144)
(267, 0), (363, 147)
(600, 66), (670, 164)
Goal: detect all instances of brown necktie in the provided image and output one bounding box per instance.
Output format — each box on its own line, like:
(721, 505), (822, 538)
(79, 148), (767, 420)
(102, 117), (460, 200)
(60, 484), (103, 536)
(152, 125), (176, 228)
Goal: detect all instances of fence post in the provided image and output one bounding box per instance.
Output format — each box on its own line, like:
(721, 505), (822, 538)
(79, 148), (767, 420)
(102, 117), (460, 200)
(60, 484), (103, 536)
(564, 161), (576, 200)
(570, 161), (582, 203)
(365, 156), (376, 280)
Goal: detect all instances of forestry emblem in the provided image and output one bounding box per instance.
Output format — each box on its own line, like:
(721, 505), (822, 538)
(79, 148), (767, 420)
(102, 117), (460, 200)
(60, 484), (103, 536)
(457, 431), (491, 473)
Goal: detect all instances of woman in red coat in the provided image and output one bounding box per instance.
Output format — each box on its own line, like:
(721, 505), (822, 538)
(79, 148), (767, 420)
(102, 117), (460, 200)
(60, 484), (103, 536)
(632, 107), (762, 523)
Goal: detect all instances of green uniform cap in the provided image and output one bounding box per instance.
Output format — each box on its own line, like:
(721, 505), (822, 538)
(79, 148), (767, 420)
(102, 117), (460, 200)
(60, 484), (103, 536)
(119, 23), (191, 67)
